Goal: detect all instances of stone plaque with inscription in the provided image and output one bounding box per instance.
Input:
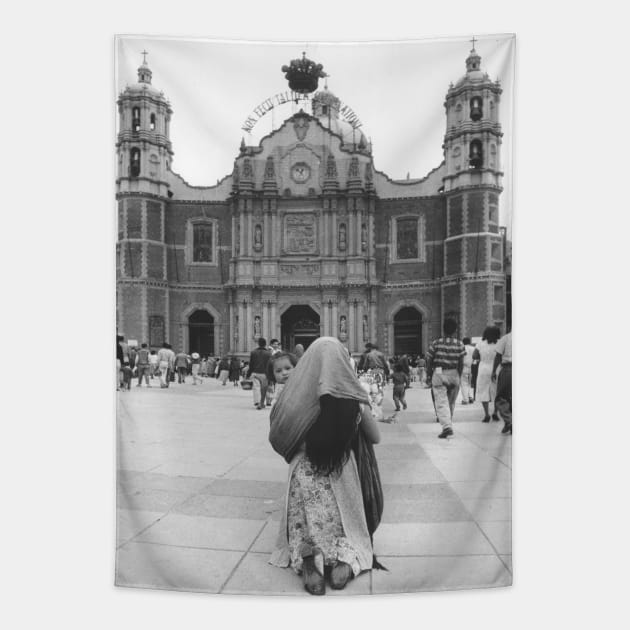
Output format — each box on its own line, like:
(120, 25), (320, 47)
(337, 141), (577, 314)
(284, 213), (316, 254)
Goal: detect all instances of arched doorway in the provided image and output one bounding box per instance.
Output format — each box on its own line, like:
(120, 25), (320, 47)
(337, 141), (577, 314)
(188, 309), (214, 356)
(394, 306), (422, 355)
(281, 305), (320, 352)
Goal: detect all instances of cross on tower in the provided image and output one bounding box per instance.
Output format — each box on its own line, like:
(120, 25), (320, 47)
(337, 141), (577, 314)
(141, 50), (148, 64)
(470, 36), (477, 51)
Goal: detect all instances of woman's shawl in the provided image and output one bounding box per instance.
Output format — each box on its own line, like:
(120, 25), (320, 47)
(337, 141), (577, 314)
(269, 337), (371, 463)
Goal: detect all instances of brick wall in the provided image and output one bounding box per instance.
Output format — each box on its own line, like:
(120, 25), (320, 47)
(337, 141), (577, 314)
(123, 242), (142, 277)
(147, 244), (164, 280)
(467, 191), (485, 233)
(127, 199), (142, 238)
(448, 195), (463, 236)
(465, 281), (488, 337)
(446, 240), (462, 276)
(465, 235), (489, 273)
(120, 284), (143, 341)
(146, 201), (162, 241)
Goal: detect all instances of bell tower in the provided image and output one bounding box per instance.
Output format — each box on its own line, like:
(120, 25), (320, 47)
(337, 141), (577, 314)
(116, 52), (172, 344)
(116, 52), (173, 196)
(441, 40), (507, 337)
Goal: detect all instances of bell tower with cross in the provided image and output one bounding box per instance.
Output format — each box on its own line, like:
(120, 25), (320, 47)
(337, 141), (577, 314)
(440, 39), (507, 338)
(116, 51), (173, 197)
(116, 52), (174, 342)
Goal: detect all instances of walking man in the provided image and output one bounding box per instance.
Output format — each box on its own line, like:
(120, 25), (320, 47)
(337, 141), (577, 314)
(135, 343), (151, 387)
(492, 330), (512, 435)
(157, 342), (175, 388)
(174, 350), (189, 384)
(425, 318), (466, 438)
(247, 337), (272, 410)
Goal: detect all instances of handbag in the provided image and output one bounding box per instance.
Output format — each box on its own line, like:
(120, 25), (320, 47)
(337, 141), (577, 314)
(352, 425), (387, 570)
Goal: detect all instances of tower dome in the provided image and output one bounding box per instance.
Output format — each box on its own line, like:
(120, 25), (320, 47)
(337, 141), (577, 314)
(311, 87), (368, 151)
(453, 43), (492, 87)
(122, 55), (165, 100)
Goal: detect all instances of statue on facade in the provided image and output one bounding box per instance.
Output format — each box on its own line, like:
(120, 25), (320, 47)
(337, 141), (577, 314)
(361, 223), (367, 251)
(254, 315), (261, 339)
(340, 315), (347, 334)
(363, 314), (368, 341)
(254, 224), (263, 251)
(338, 223), (347, 251)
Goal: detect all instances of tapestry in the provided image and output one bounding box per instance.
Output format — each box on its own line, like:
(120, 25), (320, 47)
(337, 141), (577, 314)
(115, 35), (514, 595)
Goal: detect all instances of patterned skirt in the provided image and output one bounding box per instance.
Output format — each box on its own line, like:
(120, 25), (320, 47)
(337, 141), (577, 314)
(287, 455), (361, 576)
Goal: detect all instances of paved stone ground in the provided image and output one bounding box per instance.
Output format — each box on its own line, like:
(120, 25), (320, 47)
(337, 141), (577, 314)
(115, 375), (512, 595)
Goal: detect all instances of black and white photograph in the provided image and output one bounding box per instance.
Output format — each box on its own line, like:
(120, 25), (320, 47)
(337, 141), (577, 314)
(114, 34), (515, 595)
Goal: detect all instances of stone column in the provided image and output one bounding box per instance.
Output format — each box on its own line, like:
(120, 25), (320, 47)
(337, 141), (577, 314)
(247, 211), (253, 257)
(332, 301), (338, 339)
(271, 301), (278, 342)
(245, 300), (252, 351)
(357, 300), (365, 346)
(331, 208), (338, 256)
(272, 214), (279, 257)
(239, 212), (245, 258)
(237, 301), (245, 353)
(263, 211), (270, 257)
(348, 300), (356, 352)
(370, 300), (377, 344)
(228, 302), (234, 352)
(356, 209), (363, 256)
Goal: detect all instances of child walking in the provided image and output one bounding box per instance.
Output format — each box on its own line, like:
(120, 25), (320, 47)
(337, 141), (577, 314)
(392, 363), (409, 411)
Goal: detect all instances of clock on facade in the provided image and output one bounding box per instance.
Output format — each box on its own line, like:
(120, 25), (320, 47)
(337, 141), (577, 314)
(291, 162), (311, 183)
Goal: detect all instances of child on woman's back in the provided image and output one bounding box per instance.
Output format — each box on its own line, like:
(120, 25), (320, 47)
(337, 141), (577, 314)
(267, 352), (297, 406)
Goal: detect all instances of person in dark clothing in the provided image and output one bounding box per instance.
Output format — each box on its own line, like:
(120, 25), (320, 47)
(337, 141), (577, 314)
(391, 364), (409, 411)
(229, 356), (241, 387)
(247, 337), (272, 409)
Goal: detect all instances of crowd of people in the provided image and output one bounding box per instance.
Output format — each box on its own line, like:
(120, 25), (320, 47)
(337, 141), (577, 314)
(117, 320), (511, 595)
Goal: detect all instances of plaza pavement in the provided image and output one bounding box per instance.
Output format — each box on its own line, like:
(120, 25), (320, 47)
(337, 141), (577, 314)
(115, 375), (512, 595)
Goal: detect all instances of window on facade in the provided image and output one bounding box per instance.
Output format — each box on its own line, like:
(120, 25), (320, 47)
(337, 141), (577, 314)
(494, 285), (504, 303)
(322, 105), (328, 115)
(455, 103), (462, 123)
(470, 96), (482, 121)
(469, 140), (483, 169)
(491, 242), (501, 260)
(396, 218), (418, 260)
(130, 148), (141, 177)
(193, 223), (213, 263)
(150, 113), (156, 130)
(132, 107), (140, 132)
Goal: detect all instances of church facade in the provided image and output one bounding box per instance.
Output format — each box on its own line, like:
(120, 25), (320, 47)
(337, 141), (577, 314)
(116, 48), (506, 357)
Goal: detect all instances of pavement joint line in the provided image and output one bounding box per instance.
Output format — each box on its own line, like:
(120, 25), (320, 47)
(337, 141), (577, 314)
(451, 427), (512, 469)
(129, 539), (261, 554)
(470, 513), (512, 576)
(218, 517), (271, 594)
(116, 512), (169, 550)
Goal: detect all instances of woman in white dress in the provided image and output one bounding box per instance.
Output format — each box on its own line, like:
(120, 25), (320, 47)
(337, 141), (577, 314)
(473, 326), (502, 422)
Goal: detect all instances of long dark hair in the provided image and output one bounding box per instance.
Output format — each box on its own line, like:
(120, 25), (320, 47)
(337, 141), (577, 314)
(482, 325), (501, 344)
(305, 394), (360, 476)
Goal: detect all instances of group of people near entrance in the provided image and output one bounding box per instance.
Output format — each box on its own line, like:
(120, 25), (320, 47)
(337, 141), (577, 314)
(117, 320), (511, 595)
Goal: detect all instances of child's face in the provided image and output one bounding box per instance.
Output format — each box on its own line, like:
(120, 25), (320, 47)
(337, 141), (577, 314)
(273, 357), (294, 384)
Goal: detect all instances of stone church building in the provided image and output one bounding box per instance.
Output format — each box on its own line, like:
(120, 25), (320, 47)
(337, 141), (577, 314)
(116, 47), (506, 357)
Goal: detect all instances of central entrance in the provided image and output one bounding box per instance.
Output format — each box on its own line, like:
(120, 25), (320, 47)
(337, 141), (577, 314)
(281, 305), (320, 352)
(393, 306), (422, 355)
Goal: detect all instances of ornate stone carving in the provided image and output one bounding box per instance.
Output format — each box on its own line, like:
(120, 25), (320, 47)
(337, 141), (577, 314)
(242, 158), (254, 179)
(325, 154), (337, 179)
(348, 156), (360, 179)
(264, 156), (275, 179)
(284, 213), (316, 254)
(293, 114), (310, 141)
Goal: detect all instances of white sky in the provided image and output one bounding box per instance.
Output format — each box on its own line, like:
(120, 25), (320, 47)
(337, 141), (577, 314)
(116, 35), (514, 230)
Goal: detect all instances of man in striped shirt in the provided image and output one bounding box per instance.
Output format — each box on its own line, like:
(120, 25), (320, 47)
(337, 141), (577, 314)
(425, 318), (466, 438)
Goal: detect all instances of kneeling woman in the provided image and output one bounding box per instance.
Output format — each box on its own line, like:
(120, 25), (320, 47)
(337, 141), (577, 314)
(268, 337), (381, 595)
